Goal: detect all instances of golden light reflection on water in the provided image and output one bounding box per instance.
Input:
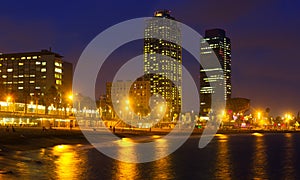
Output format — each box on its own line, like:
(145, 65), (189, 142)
(52, 144), (84, 180)
(116, 138), (138, 162)
(153, 137), (173, 180)
(252, 134), (268, 179)
(114, 136), (173, 179)
(252, 132), (263, 137)
(214, 134), (231, 180)
(115, 139), (138, 179)
(115, 161), (138, 180)
(283, 133), (295, 179)
(215, 133), (228, 139)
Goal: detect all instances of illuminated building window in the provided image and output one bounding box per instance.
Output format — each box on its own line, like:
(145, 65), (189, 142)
(35, 87), (41, 89)
(27, 57), (31, 59)
(19, 75), (24, 77)
(2, 75), (7, 78)
(42, 62), (46, 66)
(30, 81), (35, 83)
(41, 68), (46, 72)
(18, 87), (24, 89)
(32, 56), (38, 59)
(36, 61), (41, 65)
(30, 74), (35, 77)
(18, 81), (24, 84)
(19, 62), (24, 66)
(7, 68), (13, 72)
(56, 80), (62, 85)
(55, 68), (62, 73)
(21, 57), (26, 60)
(55, 62), (62, 67)
(55, 73), (62, 79)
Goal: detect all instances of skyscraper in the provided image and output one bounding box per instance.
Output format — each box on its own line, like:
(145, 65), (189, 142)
(200, 29), (231, 116)
(144, 10), (182, 121)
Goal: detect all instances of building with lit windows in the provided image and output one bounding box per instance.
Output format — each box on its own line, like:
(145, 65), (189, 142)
(0, 49), (72, 105)
(129, 78), (151, 117)
(200, 29), (231, 116)
(144, 10), (182, 121)
(105, 79), (151, 120)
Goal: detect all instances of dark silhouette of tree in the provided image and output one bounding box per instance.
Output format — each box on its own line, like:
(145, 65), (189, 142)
(265, 107), (271, 124)
(44, 86), (60, 114)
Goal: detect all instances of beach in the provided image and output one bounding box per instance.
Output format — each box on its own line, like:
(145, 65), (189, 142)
(1, 126), (299, 152)
(0, 127), (89, 151)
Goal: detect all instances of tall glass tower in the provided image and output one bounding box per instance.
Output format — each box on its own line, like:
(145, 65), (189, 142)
(144, 10), (182, 121)
(200, 29), (231, 116)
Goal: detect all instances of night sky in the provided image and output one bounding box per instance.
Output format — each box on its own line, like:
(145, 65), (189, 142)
(0, 0), (300, 116)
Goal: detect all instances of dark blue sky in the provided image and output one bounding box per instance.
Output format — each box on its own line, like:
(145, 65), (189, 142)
(0, 0), (300, 116)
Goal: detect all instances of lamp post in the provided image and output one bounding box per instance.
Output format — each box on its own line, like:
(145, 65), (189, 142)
(6, 96), (12, 112)
(68, 93), (73, 116)
(285, 113), (292, 130)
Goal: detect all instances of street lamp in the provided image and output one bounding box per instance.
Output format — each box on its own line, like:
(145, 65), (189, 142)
(67, 93), (73, 115)
(6, 96), (12, 112)
(285, 113), (292, 129)
(257, 111), (261, 120)
(68, 94), (73, 101)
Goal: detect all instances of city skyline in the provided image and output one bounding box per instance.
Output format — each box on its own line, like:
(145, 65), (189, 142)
(1, 2), (300, 178)
(0, 1), (299, 115)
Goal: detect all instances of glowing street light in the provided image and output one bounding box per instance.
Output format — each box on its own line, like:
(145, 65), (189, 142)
(160, 104), (165, 113)
(125, 99), (130, 105)
(6, 96), (11, 102)
(6, 95), (13, 112)
(257, 111), (261, 120)
(68, 94), (73, 101)
(284, 113), (293, 129)
(285, 113), (292, 120)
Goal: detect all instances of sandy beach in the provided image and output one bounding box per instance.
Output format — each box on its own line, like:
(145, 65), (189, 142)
(1, 126), (299, 152)
(0, 127), (89, 151)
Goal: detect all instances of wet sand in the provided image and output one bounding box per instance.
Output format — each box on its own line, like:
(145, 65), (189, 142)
(0, 127), (89, 151)
(1, 126), (299, 152)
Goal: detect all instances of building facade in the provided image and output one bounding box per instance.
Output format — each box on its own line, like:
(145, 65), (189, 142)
(104, 79), (151, 120)
(0, 49), (72, 107)
(200, 29), (232, 116)
(144, 10), (182, 121)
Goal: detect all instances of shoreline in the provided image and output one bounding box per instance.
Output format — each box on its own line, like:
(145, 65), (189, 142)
(0, 127), (89, 152)
(1, 127), (300, 152)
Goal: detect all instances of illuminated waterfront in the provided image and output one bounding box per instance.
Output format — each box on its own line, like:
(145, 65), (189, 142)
(1, 133), (300, 179)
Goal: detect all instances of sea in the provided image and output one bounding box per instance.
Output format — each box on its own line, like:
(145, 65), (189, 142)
(1, 133), (300, 179)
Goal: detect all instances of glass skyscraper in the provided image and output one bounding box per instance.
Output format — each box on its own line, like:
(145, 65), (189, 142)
(200, 29), (231, 116)
(144, 10), (182, 121)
